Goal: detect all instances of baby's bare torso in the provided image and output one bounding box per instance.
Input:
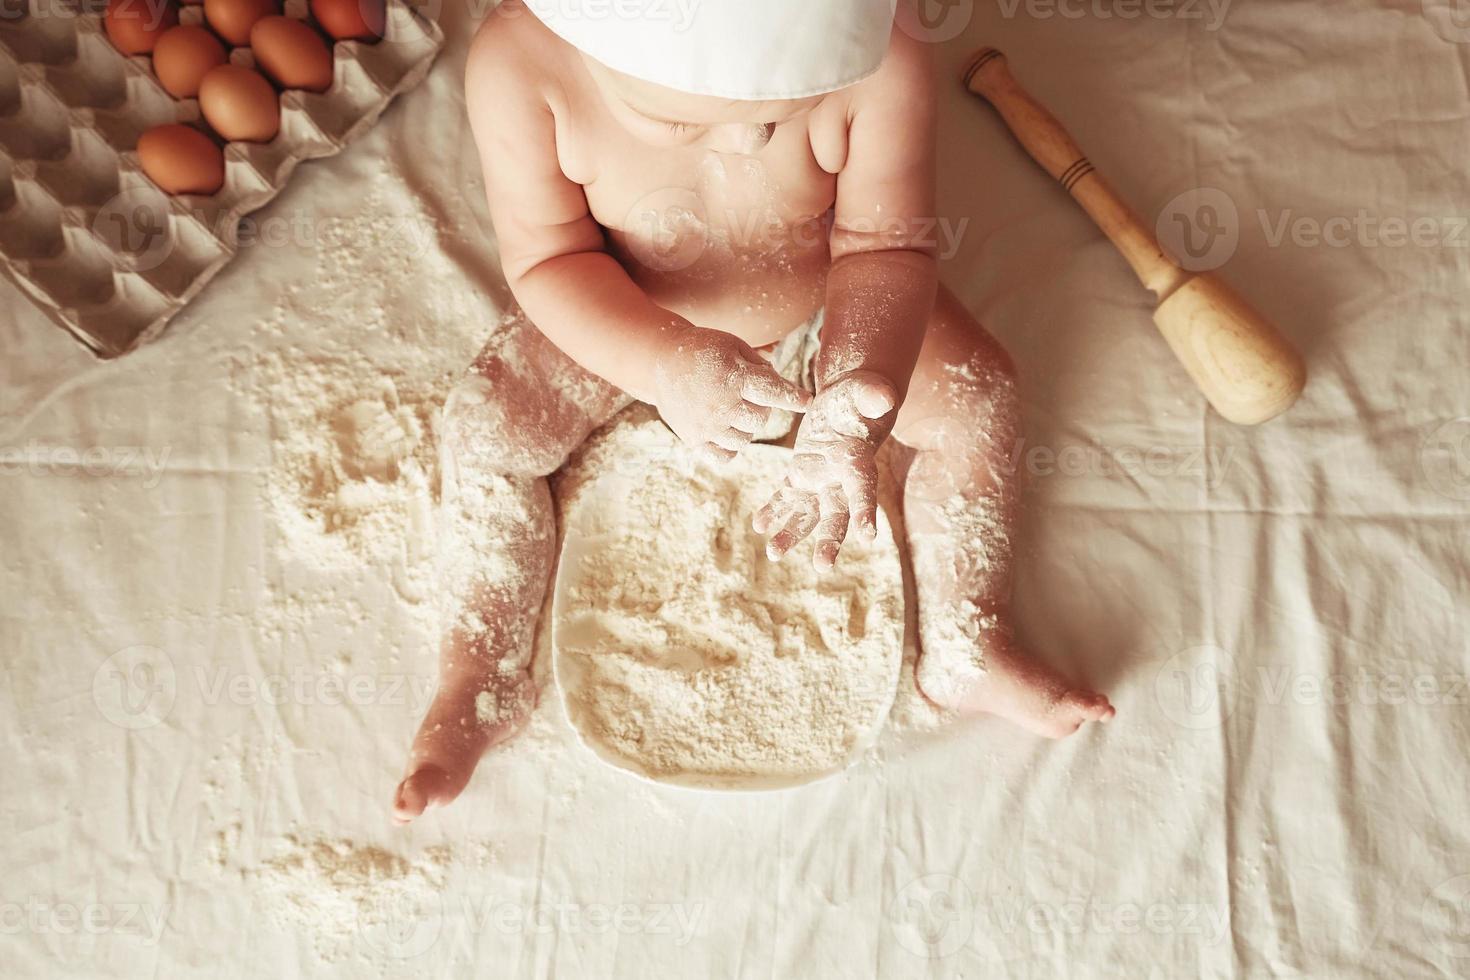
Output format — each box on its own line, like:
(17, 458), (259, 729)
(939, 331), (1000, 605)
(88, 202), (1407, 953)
(520, 15), (850, 346)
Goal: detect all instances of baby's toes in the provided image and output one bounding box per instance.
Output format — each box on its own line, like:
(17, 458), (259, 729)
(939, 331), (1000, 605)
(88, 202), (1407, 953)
(1067, 690), (1115, 723)
(392, 765), (459, 825)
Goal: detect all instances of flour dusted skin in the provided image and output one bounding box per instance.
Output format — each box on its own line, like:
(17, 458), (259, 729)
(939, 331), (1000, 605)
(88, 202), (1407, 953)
(553, 420), (905, 789)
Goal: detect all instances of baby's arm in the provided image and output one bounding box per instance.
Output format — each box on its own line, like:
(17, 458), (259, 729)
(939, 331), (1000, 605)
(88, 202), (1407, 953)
(819, 29), (939, 405)
(756, 30), (939, 567)
(464, 26), (808, 456)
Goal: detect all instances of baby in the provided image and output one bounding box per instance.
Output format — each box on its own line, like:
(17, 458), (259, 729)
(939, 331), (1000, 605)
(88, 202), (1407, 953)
(392, 0), (1114, 823)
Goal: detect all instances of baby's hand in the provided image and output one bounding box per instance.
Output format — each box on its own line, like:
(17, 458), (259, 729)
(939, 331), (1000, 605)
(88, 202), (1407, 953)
(652, 325), (812, 461)
(753, 370), (897, 571)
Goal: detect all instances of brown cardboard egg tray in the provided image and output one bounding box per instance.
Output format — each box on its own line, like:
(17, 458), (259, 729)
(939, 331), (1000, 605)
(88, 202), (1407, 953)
(0, 0), (443, 357)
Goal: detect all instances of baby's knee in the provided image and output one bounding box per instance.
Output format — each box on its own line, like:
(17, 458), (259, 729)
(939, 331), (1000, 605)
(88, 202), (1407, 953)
(963, 325), (1018, 387)
(946, 332), (1020, 430)
(441, 376), (576, 479)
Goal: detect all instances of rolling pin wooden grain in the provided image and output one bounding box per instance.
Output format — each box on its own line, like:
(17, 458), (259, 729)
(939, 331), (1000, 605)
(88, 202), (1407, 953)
(961, 48), (1306, 425)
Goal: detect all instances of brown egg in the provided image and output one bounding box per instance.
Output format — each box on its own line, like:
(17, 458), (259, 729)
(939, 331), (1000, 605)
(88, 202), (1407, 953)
(104, 0), (179, 56)
(309, 0), (383, 42)
(250, 16), (333, 92)
(198, 65), (280, 142)
(151, 25), (227, 98)
(203, 0), (280, 46)
(138, 123), (224, 195)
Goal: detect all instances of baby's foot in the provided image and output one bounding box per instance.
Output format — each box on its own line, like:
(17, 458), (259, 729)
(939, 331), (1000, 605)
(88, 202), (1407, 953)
(915, 601), (1114, 739)
(392, 658), (534, 825)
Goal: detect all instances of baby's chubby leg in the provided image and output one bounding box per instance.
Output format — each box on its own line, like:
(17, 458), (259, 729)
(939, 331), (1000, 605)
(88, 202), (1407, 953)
(393, 316), (630, 823)
(892, 287), (1114, 738)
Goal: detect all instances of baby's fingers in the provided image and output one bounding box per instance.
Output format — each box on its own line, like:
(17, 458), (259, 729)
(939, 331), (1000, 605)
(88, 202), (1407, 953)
(740, 365), (812, 413)
(729, 401), (769, 435)
(840, 458), (880, 542)
(813, 485), (850, 572)
(701, 442), (738, 464)
(752, 482), (794, 535)
(766, 495), (820, 561)
(710, 427), (754, 453)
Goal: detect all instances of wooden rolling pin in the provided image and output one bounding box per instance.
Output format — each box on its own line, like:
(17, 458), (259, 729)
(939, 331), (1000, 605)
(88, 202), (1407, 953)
(961, 48), (1306, 425)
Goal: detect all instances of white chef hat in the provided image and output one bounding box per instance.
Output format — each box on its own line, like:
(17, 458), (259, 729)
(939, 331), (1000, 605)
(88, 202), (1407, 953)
(525, 0), (898, 100)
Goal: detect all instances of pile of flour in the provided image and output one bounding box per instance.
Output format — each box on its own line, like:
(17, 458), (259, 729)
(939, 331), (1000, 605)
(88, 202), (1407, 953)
(247, 836), (451, 949)
(209, 827), (494, 963)
(233, 177), (497, 594)
(258, 357), (443, 589)
(553, 419), (906, 788)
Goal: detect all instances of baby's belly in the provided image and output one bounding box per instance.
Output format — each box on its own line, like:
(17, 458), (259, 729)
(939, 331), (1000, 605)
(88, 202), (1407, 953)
(607, 223), (831, 348)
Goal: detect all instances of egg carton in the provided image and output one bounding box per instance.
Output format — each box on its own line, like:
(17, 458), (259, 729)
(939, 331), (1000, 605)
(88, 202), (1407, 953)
(0, 0), (443, 356)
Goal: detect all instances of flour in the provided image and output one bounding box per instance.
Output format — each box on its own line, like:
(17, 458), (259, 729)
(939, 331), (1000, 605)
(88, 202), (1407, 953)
(234, 179), (496, 594)
(900, 355), (1018, 709)
(208, 827), (494, 963)
(248, 836), (450, 944)
(261, 361), (442, 585)
(212, 176), (525, 744)
(759, 369), (896, 567)
(553, 419), (905, 788)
